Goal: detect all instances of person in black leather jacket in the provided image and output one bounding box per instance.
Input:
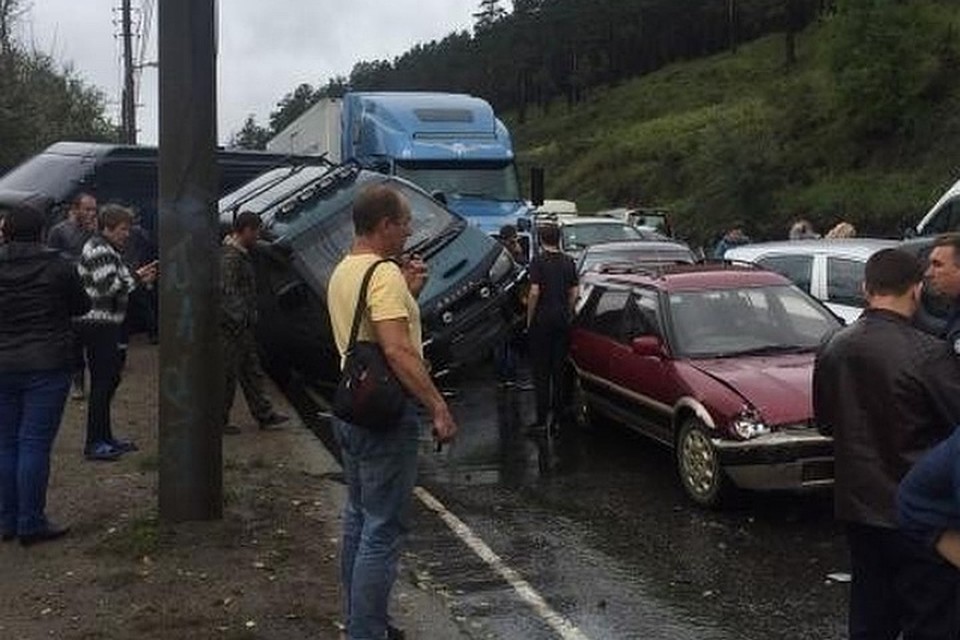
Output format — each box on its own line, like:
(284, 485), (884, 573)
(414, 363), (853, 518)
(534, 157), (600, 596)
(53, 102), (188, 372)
(0, 204), (90, 546)
(814, 248), (960, 640)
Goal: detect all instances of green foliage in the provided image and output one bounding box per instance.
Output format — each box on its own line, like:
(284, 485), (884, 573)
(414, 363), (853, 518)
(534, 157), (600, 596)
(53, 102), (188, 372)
(825, 0), (955, 139)
(268, 83), (318, 136)
(229, 115), (272, 150)
(512, 0), (960, 245)
(250, 0), (825, 138)
(0, 50), (118, 172)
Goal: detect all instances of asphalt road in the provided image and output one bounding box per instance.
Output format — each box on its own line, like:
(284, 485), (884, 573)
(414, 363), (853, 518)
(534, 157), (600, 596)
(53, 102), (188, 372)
(294, 366), (851, 640)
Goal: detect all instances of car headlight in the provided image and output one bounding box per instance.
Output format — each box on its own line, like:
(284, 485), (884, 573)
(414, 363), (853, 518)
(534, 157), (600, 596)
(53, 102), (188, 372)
(731, 412), (770, 440)
(488, 249), (513, 283)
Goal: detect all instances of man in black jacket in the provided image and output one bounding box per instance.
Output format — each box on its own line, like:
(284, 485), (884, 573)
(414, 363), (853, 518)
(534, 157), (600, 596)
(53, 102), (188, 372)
(814, 248), (960, 640)
(0, 204), (90, 544)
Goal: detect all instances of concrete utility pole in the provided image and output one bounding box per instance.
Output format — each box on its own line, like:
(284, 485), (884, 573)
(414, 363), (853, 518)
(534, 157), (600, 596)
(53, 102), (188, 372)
(120, 0), (136, 144)
(157, 0), (223, 523)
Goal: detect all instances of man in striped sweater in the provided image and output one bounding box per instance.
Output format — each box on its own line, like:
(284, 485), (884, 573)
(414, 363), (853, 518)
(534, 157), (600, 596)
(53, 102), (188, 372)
(76, 205), (157, 461)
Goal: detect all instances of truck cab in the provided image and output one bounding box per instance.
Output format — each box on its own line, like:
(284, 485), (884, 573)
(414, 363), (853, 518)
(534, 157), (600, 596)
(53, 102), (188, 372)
(342, 92), (535, 241)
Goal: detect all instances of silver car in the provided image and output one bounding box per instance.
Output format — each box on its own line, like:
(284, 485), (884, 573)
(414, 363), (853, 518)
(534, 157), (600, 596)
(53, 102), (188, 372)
(724, 239), (898, 324)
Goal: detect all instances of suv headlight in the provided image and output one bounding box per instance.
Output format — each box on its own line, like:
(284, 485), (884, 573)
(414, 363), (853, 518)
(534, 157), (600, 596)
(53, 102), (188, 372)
(488, 249), (513, 283)
(731, 412), (770, 440)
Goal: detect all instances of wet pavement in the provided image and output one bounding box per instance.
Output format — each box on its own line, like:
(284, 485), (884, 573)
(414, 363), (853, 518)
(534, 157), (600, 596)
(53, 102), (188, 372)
(296, 366), (851, 640)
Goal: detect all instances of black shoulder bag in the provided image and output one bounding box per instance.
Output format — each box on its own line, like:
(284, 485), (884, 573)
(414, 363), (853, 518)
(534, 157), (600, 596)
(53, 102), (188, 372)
(332, 259), (408, 431)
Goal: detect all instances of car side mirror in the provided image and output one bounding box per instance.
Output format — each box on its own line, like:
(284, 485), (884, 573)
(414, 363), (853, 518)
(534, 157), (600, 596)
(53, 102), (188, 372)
(631, 335), (665, 357)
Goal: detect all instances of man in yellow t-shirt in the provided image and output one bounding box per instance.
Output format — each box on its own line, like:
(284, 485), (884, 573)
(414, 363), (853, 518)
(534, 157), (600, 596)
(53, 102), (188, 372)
(327, 183), (457, 640)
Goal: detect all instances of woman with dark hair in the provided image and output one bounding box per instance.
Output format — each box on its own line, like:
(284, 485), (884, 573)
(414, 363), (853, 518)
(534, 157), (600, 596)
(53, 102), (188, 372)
(0, 204), (90, 545)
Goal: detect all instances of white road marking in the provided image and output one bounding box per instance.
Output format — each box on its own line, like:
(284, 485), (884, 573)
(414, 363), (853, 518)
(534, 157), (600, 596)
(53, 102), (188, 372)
(413, 486), (592, 640)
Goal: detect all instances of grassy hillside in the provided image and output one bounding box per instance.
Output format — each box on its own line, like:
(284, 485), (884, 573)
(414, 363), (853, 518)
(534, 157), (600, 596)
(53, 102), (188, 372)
(510, 2), (960, 244)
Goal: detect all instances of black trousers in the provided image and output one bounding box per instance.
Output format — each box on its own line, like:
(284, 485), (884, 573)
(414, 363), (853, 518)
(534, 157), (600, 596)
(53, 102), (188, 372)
(80, 323), (123, 447)
(529, 322), (570, 425)
(847, 522), (960, 640)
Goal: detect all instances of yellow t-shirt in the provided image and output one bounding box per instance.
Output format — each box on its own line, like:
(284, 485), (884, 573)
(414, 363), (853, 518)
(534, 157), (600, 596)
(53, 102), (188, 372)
(327, 253), (423, 365)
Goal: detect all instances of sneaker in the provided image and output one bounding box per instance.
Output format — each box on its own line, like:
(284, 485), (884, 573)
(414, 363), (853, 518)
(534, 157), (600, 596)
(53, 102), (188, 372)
(1, 532), (15, 542)
(70, 384), (85, 401)
(259, 412), (290, 430)
(19, 523), (70, 547)
(109, 438), (139, 453)
(386, 625), (406, 640)
(84, 442), (122, 462)
(223, 424), (242, 435)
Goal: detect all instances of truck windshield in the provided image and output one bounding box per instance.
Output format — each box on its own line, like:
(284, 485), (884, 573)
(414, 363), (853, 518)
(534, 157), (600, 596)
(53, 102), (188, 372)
(395, 161), (521, 202)
(286, 176), (462, 296)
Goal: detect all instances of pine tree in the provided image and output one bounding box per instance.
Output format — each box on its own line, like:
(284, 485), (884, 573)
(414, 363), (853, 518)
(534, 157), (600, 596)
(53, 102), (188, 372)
(474, 0), (507, 32)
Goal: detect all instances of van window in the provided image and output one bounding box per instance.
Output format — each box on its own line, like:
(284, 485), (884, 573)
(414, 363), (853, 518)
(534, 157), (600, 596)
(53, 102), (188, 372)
(757, 255), (813, 293)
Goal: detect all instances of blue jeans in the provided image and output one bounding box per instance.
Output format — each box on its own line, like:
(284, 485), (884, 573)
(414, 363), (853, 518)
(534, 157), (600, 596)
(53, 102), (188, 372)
(333, 405), (420, 640)
(0, 370), (71, 536)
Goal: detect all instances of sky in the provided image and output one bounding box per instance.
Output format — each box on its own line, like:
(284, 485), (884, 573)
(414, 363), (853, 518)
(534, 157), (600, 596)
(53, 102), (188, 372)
(22, 0), (481, 145)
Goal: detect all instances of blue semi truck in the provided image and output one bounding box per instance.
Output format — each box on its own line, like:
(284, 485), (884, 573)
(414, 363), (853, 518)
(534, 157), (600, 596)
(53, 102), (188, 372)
(266, 92), (540, 251)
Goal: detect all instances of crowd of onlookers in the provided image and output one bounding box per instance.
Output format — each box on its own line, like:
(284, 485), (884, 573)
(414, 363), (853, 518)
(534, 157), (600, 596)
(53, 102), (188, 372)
(712, 217), (858, 259)
(0, 195), (287, 548)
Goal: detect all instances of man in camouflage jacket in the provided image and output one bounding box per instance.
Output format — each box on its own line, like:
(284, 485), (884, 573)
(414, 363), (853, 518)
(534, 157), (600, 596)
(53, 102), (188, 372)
(220, 212), (288, 434)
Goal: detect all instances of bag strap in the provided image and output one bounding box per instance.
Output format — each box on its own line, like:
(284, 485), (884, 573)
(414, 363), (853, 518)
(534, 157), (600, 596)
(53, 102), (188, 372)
(345, 258), (395, 354)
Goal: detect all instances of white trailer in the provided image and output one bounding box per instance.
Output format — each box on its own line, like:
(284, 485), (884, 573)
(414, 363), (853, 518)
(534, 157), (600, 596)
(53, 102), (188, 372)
(266, 98), (343, 159)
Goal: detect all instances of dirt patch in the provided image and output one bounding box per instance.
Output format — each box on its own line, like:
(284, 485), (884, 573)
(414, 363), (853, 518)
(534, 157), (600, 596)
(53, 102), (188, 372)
(0, 342), (343, 640)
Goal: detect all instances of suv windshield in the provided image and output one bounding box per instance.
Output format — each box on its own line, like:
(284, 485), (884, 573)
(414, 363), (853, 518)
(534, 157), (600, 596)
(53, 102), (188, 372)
(395, 161), (521, 202)
(562, 223), (641, 251)
(668, 285), (839, 358)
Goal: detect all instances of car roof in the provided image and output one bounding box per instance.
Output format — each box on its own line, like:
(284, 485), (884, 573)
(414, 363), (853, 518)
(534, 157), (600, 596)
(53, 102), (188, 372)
(553, 216), (633, 226)
(583, 240), (691, 253)
(585, 263), (792, 292)
(725, 238), (898, 260)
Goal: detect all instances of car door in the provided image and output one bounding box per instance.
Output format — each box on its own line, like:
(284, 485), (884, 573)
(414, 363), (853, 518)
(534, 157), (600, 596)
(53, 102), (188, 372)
(756, 254), (815, 298)
(569, 286), (630, 413)
(825, 256), (866, 323)
(605, 287), (675, 444)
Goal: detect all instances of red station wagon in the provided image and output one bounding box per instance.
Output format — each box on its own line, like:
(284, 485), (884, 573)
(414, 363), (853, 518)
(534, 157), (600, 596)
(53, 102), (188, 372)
(569, 264), (840, 507)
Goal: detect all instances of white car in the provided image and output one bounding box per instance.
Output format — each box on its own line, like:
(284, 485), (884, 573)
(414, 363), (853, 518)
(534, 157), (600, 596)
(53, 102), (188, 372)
(724, 239), (898, 324)
(543, 216), (644, 261)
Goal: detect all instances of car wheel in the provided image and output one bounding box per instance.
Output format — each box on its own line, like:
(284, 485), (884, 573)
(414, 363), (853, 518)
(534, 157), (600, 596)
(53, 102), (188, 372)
(676, 418), (729, 508)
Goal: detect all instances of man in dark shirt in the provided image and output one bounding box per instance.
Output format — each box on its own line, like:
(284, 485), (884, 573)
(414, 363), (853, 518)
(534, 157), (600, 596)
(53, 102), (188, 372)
(526, 224), (578, 430)
(899, 428), (960, 564)
(814, 248), (960, 640)
(48, 193), (98, 400)
(925, 233), (960, 347)
(48, 193), (97, 261)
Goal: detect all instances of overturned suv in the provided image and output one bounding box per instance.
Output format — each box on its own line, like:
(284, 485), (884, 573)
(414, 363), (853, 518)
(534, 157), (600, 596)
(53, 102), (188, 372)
(218, 162), (523, 384)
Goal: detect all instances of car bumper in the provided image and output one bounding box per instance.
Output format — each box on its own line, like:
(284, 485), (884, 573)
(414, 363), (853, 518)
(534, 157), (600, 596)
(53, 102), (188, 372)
(714, 430), (834, 491)
(423, 276), (521, 376)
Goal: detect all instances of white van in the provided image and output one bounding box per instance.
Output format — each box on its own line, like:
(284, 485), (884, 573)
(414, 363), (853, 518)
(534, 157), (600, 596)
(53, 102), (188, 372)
(915, 177), (960, 235)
